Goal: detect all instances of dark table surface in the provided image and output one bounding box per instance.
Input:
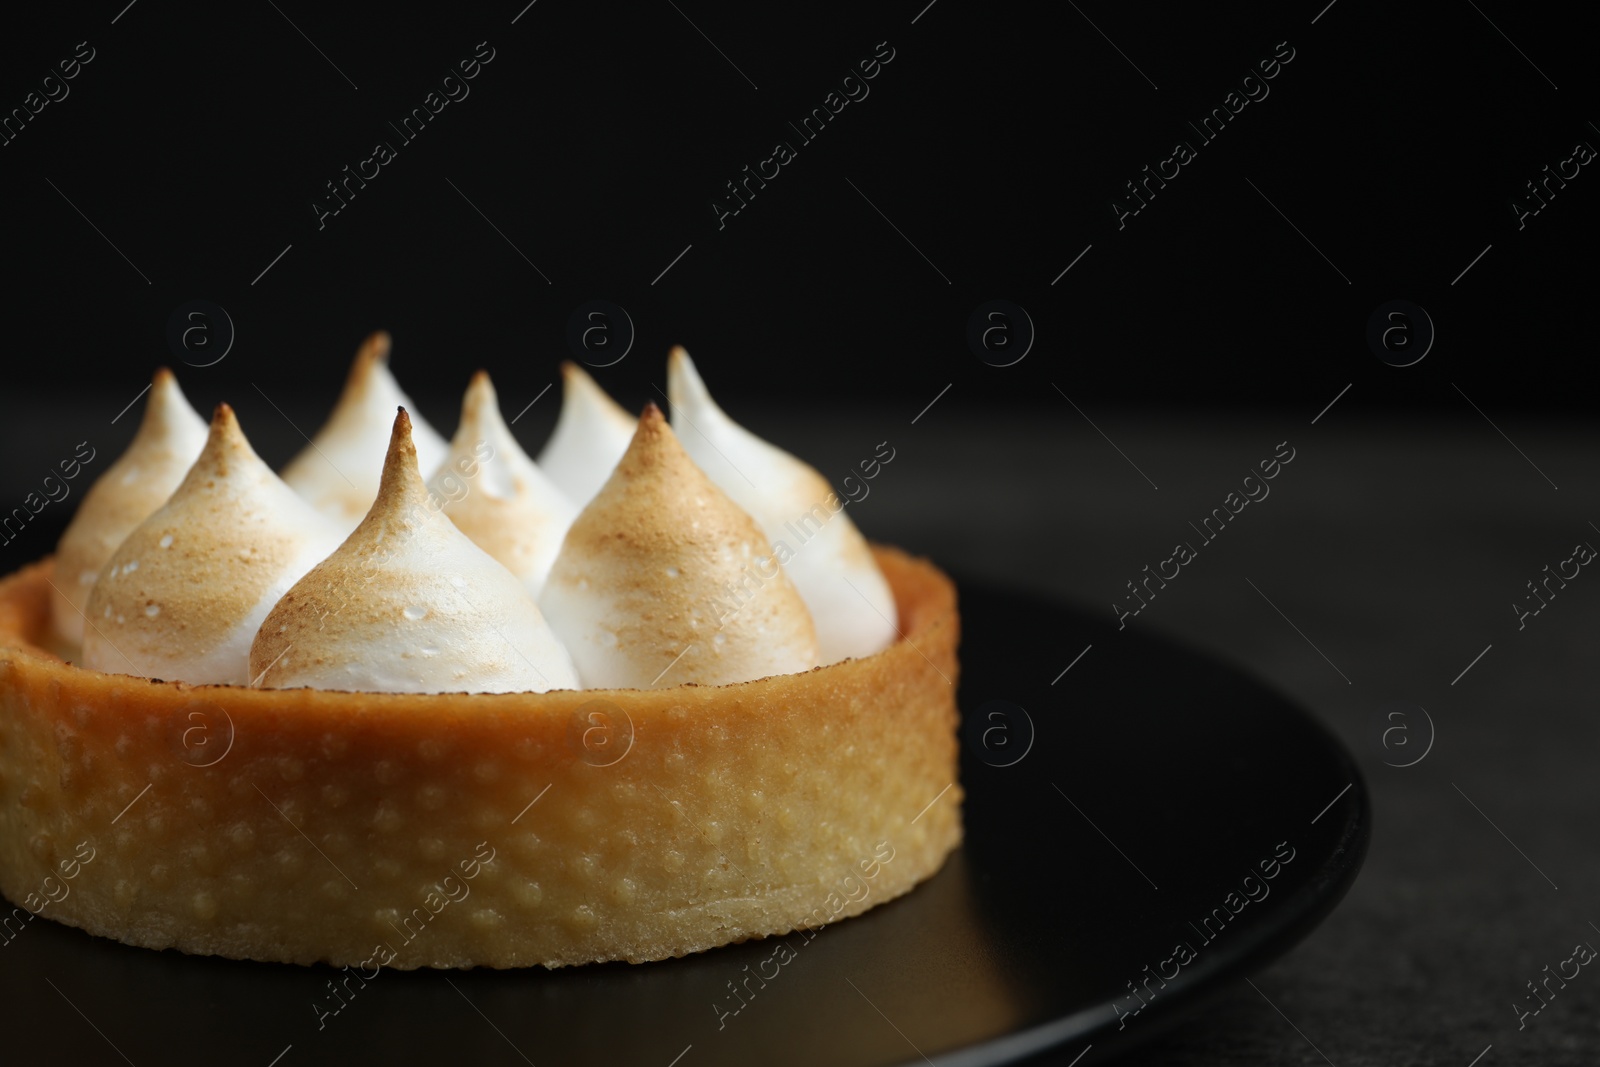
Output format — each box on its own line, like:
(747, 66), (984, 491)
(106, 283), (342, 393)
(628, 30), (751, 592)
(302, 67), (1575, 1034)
(2, 396), (1596, 1065)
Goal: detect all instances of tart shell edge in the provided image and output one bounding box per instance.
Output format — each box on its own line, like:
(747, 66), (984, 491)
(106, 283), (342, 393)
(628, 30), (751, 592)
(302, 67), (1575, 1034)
(0, 545), (962, 969)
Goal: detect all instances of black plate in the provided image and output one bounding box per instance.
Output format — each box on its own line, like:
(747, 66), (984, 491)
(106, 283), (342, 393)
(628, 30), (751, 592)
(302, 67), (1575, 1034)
(1, 580), (1367, 1066)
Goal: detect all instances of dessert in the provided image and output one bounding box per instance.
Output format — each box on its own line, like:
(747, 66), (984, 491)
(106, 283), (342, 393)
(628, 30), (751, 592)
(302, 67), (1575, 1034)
(82, 404), (343, 686)
(539, 403), (819, 688)
(432, 371), (577, 598)
(49, 368), (208, 647)
(250, 409), (579, 695)
(0, 342), (962, 970)
(668, 348), (898, 663)
(282, 331), (449, 529)
(536, 361), (636, 505)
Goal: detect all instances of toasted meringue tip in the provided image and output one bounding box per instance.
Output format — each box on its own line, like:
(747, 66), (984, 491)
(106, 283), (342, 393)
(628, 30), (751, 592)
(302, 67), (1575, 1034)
(561, 360), (611, 397)
(137, 368), (206, 440)
(624, 402), (679, 459)
(340, 330), (394, 392)
(375, 405), (425, 491)
(193, 405), (266, 480)
(148, 366), (193, 408)
(357, 329), (393, 364)
(638, 400), (667, 428)
(205, 403), (256, 453)
(462, 370), (498, 415)
(666, 346), (717, 409)
(391, 405), (414, 444)
(554, 360), (636, 427)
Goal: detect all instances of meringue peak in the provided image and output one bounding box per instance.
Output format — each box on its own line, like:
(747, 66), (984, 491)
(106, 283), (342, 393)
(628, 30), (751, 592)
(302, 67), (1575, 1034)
(665, 346), (716, 413)
(195, 402), (264, 476)
(81, 403), (344, 685)
(347, 329), (393, 392)
(251, 407), (579, 694)
(667, 347), (898, 663)
(377, 406), (428, 512)
(455, 370), (517, 495)
(51, 366), (209, 646)
(432, 372), (577, 597)
(281, 331), (449, 529)
(462, 369), (496, 425)
(539, 403), (819, 689)
(667, 347), (806, 492)
(350, 406), (448, 543)
(535, 361), (637, 505)
(196, 401), (253, 467)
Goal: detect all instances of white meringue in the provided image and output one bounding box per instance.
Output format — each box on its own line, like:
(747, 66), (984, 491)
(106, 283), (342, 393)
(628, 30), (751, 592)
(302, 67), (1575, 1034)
(535, 361), (636, 505)
(540, 403), (819, 689)
(50, 368), (209, 646)
(281, 331), (449, 530)
(667, 348), (897, 663)
(81, 404), (345, 685)
(431, 371), (578, 598)
(251, 408), (578, 694)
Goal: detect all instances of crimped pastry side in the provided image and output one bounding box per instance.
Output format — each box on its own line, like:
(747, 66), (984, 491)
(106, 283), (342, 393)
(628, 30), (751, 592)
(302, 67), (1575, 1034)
(0, 545), (961, 969)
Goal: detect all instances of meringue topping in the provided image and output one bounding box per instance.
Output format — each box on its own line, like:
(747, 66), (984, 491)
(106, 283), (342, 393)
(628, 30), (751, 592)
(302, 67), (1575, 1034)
(50, 368), (209, 646)
(81, 405), (345, 685)
(539, 403), (819, 689)
(281, 331), (449, 529)
(431, 371), (578, 597)
(535, 362), (637, 506)
(667, 348), (897, 663)
(251, 408), (578, 694)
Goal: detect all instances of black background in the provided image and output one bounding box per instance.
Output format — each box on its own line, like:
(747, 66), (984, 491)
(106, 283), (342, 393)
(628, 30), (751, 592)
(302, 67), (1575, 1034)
(3, 1), (1599, 1065)
(0, 0), (1592, 414)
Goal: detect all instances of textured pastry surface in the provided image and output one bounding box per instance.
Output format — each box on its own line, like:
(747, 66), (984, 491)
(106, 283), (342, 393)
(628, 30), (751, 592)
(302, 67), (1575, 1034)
(0, 546), (961, 969)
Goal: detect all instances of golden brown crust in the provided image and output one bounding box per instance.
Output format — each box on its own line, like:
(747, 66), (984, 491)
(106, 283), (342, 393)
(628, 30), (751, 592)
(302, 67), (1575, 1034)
(0, 545), (961, 969)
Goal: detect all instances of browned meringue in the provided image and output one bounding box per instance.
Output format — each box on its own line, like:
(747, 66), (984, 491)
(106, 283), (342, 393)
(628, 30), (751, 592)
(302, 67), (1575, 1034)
(432, 371), (578, 598)
(281, 331), (449, 529)
(81, 405), (344, 685)
(539, 403), (819, 688)
(252, 408), (578, 694)
(667, 347), (897, 663)
(50, 368), (208, 647)
(535, 361), (637, 506)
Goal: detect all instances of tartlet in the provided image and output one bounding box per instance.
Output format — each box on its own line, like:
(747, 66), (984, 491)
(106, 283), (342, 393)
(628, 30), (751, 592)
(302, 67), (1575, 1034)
(0, 342), (963, 969)
(0, 545), (960, 968)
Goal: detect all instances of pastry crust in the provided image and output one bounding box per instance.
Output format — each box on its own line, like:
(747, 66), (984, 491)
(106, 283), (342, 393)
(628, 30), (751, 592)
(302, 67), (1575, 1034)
(0, 546), (961, 969)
